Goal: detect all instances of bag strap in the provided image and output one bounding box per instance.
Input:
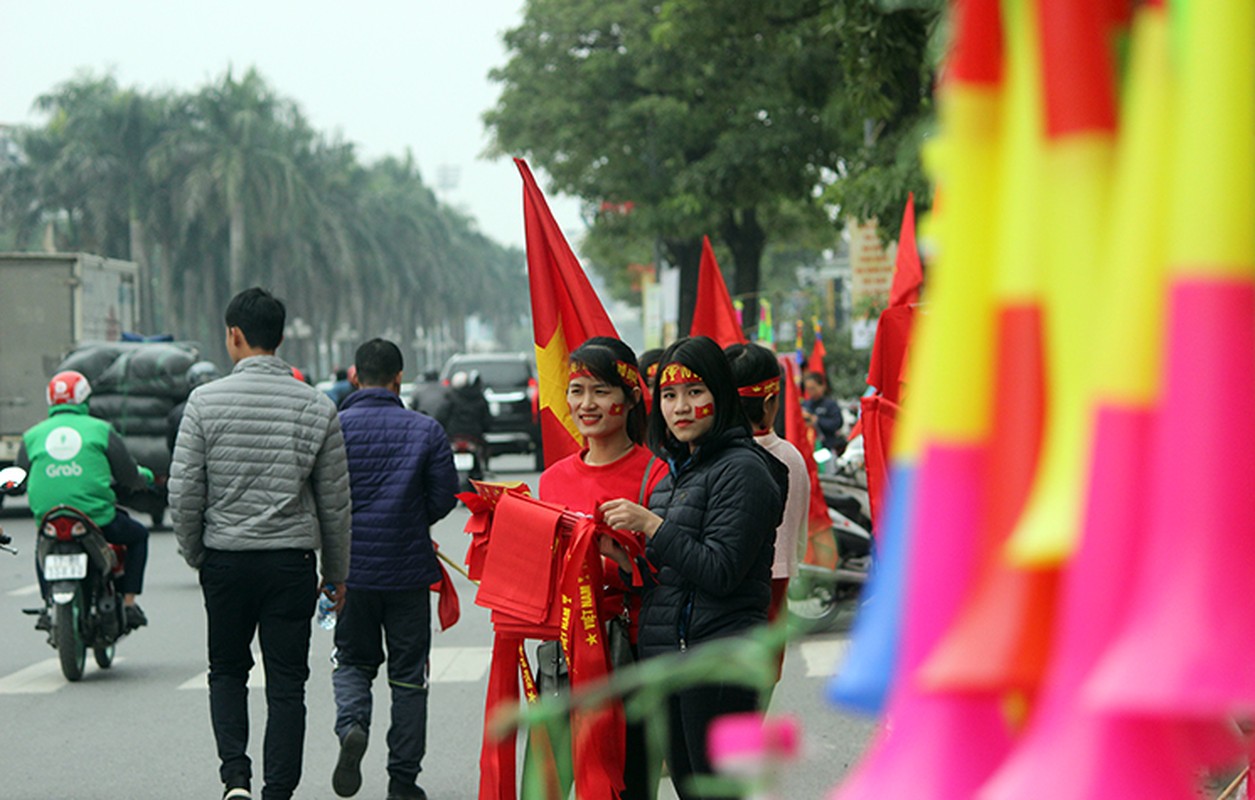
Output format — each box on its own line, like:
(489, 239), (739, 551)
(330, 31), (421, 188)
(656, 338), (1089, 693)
(637, 455), (657, 506)
(618, 453), (658, 618)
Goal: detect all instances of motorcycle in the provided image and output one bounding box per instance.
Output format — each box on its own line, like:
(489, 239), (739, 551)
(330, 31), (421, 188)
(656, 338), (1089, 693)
(0, 466), (132, 681)
(787, 470), (874, 634)
(449, 435), (488, 491)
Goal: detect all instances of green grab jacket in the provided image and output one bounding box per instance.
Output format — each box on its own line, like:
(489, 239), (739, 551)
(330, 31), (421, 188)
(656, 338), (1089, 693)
(19, 404), (149, 526)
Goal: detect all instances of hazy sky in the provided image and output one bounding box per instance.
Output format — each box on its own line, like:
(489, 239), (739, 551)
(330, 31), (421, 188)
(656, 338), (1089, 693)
(0, 0), (584, 250)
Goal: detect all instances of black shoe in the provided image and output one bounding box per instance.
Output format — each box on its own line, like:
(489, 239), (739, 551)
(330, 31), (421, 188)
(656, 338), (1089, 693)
(125, 604), (148, 630)
(222, 785), (251, 799)
(332, 723), (368, 797)
(386, 777), (427, 800)
(34, 609), (51, 631)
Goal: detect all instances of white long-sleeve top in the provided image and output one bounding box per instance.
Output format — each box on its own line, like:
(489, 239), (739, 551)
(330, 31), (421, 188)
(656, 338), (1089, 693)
(755, 431), (811, 579)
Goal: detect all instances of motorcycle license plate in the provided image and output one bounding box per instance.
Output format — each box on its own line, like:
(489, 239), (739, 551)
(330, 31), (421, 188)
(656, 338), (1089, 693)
(453, 452), (475, 471)
(44, 553), (88, 580)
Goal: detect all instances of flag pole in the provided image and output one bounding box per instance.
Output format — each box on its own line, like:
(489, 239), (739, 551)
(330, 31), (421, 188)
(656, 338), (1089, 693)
(438, 549), (479, 585)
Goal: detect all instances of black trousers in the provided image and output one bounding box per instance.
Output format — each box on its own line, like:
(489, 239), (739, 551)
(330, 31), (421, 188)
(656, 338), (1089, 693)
(200, 548), (318, 800)
(332, 588), (432, 785)
(666, 681), (760, 800)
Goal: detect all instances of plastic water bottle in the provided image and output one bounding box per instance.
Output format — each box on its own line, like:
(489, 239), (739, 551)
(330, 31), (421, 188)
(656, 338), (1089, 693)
(316, 588), (337, 630)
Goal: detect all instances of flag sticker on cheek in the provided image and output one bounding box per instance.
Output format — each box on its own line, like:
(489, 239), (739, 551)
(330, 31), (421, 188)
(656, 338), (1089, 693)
(694, 404), (714, 419)
(609, 403), (625, 416)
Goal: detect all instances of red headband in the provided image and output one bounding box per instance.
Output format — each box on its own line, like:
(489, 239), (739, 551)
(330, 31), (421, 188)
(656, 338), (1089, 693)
(737, 377), (781, 398)
(615, 360), (642, 388)
(569, 359), (642, 388)
(658, 363), (703, 388)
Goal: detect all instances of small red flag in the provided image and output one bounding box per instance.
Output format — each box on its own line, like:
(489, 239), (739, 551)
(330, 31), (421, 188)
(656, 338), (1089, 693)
(889, 193), (923, 308)
(689, 236), (747, 346)
(781, 357), (838, 569)
(516, 158), (619, 468)
(807, 320), (827, 377)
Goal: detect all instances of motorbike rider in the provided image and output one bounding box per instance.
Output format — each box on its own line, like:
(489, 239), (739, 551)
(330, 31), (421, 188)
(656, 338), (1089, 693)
(435, 370), (492, 480)
(408, 368), (451, 419)
(18, 370), (153, 631)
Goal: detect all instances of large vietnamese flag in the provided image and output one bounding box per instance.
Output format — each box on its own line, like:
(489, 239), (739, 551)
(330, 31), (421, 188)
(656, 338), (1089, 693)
(689, 235), (747, 346)
(516, 158), (619, 468)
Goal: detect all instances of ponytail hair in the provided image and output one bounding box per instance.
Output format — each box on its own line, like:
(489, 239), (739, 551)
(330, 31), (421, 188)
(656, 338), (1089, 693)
(724, 342), (781, 428)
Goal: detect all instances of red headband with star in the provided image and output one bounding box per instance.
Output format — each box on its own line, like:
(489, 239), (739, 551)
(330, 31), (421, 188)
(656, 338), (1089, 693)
(569, 359), (642, 388)
(658, 363), (703, 388)
(737, 377), (781, 398)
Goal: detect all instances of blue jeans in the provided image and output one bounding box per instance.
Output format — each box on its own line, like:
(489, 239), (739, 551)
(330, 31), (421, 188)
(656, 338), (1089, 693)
(332, 588), (431, 785)
(101, 509), (148, 595)
(200, 548), (318, 800)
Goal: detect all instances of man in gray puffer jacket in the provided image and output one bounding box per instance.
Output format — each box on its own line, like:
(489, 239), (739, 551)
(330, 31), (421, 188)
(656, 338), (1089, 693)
(171, 287), (352, 800)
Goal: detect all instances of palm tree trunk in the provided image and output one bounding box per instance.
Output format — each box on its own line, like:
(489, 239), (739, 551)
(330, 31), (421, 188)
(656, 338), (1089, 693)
(129, 214), (154, 333)
(229, 201), (246, 294)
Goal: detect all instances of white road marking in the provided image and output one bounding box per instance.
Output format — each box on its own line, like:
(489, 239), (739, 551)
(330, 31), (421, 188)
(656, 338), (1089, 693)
(6, 583), (42, 597)
(176, 646), (496, 690)
(795, 638), (849, 678)
(0, 657), (127, 694)
(428, 646), (493, 683)
(0, 643), (839, 693)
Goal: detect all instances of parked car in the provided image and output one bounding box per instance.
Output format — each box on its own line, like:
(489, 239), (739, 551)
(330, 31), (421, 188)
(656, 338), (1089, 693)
(440, 353), (542, 470)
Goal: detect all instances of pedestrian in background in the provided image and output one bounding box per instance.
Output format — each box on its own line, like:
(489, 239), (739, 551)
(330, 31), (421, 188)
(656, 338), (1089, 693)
(170, 287), (352, 800)
(801, 371), (846, 455)
(331, 338), (459, 800)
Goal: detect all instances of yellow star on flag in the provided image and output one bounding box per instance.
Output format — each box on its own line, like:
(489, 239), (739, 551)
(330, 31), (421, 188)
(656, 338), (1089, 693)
(535, 321), (583, 444)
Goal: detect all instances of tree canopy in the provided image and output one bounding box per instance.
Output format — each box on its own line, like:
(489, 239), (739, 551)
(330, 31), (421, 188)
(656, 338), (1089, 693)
(486, 0), (941, 333)
(0, 68), (527, 372)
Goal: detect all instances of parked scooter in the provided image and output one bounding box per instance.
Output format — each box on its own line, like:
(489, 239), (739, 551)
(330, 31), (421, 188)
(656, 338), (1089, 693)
(787, 469), (874, 634)
(0, 466), (132, 681)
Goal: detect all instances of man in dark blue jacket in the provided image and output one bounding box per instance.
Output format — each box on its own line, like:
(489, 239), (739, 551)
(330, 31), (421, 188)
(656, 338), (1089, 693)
(330, 338), (459, 800)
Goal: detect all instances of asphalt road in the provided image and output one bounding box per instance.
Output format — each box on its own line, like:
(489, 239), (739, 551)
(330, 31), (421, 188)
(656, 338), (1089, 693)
(0, 454), (875, 799)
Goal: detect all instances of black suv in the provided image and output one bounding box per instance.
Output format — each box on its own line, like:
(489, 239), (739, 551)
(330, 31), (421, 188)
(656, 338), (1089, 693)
(440, 353), (543, 469)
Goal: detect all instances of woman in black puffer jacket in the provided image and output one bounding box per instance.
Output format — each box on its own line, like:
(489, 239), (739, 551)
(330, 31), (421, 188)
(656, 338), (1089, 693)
(600, 336), (788, 800)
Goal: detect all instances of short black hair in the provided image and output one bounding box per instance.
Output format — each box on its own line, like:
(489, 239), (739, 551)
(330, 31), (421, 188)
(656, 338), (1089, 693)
(569, 336), (647, 445)
(354, 338), (404, 387)
(647, 336), (748, 459)
(725, 342), (782, 427)
(224, 287), (285, 351)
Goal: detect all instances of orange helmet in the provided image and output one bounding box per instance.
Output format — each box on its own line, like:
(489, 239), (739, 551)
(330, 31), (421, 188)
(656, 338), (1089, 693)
(47, 370), (92, 406)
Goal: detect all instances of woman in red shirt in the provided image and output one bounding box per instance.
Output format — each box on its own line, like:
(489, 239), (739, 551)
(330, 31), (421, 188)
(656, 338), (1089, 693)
(535, 336), (666, 800)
